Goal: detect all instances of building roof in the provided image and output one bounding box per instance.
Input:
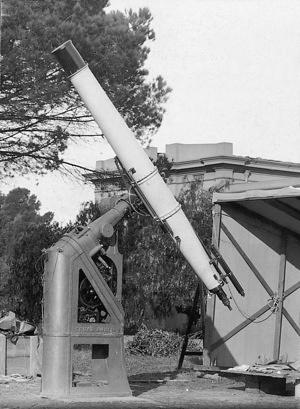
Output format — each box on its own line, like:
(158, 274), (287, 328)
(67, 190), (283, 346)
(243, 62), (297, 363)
(172, 154), (300, 175)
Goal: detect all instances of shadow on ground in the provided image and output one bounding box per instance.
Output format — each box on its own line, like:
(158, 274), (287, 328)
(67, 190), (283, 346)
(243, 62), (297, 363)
(128, 370), (177, 396)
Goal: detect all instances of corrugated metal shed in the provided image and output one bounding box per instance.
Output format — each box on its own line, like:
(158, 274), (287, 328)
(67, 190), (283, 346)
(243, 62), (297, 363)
(204, 179), (300, 367)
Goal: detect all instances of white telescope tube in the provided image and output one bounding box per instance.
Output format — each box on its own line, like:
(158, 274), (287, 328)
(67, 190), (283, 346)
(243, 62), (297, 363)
(52, 40), (231, 309)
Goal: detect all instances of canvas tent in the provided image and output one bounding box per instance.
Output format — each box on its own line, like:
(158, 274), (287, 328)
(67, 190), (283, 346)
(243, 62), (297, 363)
(204, 178), (300, 367)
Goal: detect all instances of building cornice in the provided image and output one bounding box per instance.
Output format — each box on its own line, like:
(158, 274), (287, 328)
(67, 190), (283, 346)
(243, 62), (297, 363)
(171, 155), (300, 175)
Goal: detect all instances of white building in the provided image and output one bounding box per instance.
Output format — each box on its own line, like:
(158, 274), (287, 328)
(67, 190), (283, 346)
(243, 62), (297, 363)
(85, 142), (300, 200)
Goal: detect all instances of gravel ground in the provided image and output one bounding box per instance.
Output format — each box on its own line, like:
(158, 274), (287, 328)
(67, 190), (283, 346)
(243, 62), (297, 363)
(0, 354), (299, 409)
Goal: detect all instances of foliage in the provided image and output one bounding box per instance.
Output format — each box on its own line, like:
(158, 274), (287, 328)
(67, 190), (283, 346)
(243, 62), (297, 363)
(75, 200), (102, 226)
(153, 154), (173, 181)
(127, 324), (182, 357)
(180, 181), (213, 250)
(120, 181), (213, 329)
(0, 0), (171, 177)
(6, 221), (64, 323)
(0, 188), (65, 322)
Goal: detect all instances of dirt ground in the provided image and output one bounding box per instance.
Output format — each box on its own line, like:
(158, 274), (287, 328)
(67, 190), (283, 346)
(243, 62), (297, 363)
(0, 355), (299, 409)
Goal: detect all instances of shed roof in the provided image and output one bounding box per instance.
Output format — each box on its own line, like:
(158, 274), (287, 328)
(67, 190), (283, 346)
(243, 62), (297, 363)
(213, 179), (300, 236)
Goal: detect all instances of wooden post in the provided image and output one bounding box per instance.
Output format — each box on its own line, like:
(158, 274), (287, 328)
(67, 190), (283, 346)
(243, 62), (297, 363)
(0, 333), (7, 375)
(177, 283), (201, 370)
(199, 281), (206, 341)
(29, 335), (43, 377)
(273, 232), (287, 361)
(29, 335), (39, 376)
(295, 378), (300, 398)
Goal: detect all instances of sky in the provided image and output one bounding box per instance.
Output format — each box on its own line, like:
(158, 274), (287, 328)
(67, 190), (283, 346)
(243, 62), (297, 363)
(3, 0), (300, 224)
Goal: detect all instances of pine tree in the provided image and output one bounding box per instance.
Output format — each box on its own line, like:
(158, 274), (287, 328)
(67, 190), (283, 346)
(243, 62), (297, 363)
(0, 0), (171, 177)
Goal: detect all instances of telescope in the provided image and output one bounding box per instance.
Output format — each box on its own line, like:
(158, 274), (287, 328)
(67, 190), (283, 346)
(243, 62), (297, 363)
(52, 40), (234, 309)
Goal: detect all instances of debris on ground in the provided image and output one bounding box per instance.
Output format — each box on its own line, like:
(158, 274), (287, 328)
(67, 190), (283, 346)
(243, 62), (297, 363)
(228, 364), (250, 372)
(249, 364), (292, 375)
(0, 374), (31, 384)
(126, 325), (182, 357)
(227, 362), (300, 379)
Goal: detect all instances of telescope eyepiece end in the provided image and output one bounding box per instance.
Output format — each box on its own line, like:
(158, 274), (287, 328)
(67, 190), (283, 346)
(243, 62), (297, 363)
(210, 285), (232, 310)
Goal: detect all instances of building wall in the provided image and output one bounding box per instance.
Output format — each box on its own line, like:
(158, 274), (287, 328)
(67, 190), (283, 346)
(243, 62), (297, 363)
(167, 167), (300, 197)
(165, 142), (233, 162)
